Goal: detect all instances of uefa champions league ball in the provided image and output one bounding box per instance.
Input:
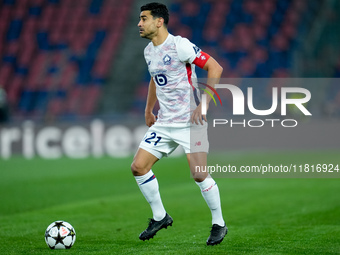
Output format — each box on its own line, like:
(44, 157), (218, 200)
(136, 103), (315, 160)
(45, 221), (76, 249)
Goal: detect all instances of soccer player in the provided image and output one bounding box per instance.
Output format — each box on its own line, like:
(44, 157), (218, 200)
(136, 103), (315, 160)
(132, 2), (227, 246)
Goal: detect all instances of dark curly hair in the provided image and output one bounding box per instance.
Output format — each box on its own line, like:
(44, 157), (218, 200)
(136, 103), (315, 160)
(141, 2), (169, 26)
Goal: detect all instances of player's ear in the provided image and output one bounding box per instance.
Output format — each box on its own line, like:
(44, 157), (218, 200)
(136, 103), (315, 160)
(157, 17), (164, 28)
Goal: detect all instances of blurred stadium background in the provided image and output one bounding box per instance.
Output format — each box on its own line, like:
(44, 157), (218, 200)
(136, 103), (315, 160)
(0, 0), (339, 158)
(0, 0), (340, 123)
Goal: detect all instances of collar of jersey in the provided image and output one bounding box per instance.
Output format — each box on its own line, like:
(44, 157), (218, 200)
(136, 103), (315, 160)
(153, 33), (172, 48)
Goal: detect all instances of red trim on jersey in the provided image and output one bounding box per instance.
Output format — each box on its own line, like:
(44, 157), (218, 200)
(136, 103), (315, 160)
(186, 63), (195, 90)
(187, 63), (201, 106)
(193, 51), (210, 69)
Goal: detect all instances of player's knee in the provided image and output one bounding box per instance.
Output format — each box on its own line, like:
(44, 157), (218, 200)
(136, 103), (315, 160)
(130, 161), (140, 176)
(131, 161), (147, 176)
(193, 175), (206, 183)
(192, 171), (208, 182)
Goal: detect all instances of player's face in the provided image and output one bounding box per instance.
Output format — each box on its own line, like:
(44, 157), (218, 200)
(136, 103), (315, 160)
(138, 11), (159, 39)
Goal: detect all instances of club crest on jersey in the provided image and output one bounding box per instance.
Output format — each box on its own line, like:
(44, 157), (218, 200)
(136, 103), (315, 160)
(163, 54), (171, 65)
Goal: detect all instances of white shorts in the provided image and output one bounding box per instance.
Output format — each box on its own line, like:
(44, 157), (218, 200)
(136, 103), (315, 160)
(139, 123), (209, 159)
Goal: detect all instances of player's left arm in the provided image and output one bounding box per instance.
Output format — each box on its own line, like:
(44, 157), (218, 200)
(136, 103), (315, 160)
(191, 55), (223, 125)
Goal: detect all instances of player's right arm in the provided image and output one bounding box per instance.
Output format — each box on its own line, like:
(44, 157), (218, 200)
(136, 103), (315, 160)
(145, 78), (157, 127)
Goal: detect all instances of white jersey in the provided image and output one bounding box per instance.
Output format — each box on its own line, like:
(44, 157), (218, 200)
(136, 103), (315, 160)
(144, 34), (204, 126)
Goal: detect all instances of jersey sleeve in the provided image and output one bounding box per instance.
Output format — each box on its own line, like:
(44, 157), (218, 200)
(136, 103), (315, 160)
(175, 36), (210, 68)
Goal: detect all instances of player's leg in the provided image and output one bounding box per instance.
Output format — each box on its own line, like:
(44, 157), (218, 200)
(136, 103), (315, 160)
(181, 124), (225, 228)
(132, 129), (174, 240)
(131, 148), (167, 221)
(187, 152), (225, 226)
(131, 147), (159, 176)
(187, 152), (227, 245)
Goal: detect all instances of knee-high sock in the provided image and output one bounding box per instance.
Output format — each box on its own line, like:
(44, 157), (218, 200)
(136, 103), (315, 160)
(135, 170), (166, 221)
(196, 177), (225, 226)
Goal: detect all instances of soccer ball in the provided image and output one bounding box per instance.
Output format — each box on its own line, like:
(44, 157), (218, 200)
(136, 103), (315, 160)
(45, 221), (76, 249)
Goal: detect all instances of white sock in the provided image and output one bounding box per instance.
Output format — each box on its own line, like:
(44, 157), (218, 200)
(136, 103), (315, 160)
(135, 170), (166, 221)
(196, 177), (225, 226)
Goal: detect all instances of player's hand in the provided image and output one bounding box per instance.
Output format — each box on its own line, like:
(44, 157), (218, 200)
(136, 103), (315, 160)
(145, 111), (156, 127)
(191, 103), (208, 125)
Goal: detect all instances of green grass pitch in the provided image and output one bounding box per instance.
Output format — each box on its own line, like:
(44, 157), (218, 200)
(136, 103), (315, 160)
(0, 150), (339, 254)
